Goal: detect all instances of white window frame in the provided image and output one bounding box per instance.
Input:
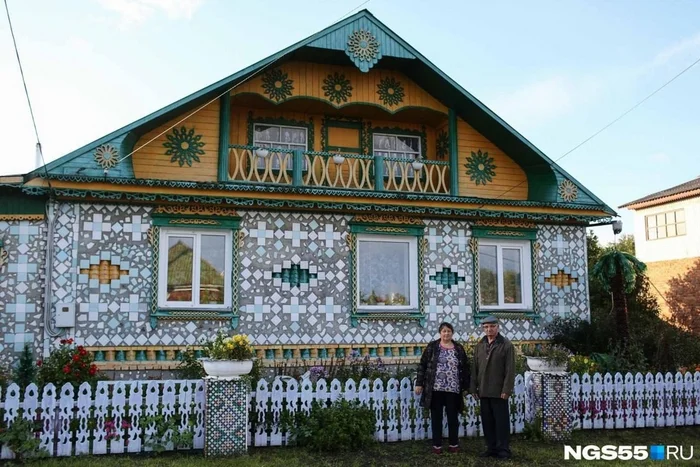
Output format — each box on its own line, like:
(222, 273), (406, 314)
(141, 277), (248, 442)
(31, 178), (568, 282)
(158, 228), (232, 310)
(253, 123), (308, 170)
(356, 234), (419, 312)
(478, 239), (532, 311)
(372, 133), (422, 178)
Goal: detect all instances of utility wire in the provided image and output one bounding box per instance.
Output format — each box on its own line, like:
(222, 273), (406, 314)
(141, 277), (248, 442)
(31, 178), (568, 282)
(116, 0), (372, 166)
(3, 0), (52, 187)
(475, 54), (700, 209)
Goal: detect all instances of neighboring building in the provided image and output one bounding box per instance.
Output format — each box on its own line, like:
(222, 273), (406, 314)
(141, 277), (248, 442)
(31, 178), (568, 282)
(620, 176), (700, 316)
(0, 10), (615, 377)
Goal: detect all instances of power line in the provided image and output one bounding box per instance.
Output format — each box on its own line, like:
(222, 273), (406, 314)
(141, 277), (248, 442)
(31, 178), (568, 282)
(116, 0), (372, 166)
(475, 53), (700, 210)
(3, 0), (52, 187)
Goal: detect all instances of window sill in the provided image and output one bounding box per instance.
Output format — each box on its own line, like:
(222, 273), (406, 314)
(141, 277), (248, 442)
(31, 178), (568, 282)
(150, 308), (238, 329)
(351, 310), (425, 327)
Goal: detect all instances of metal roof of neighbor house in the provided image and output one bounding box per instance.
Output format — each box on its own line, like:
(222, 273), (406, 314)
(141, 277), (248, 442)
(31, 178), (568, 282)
(620, 176), (700, 209)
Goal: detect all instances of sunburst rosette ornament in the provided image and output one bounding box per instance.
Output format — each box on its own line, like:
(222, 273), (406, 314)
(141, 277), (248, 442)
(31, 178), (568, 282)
(94, 144), (119, 169)
(558, 179), (579, 202)
(162, 126), (206, 167)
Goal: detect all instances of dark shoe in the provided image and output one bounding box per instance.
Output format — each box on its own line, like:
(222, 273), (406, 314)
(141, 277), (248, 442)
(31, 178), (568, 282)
(496, 452), (512, 460)
(448, 445), (459, 453)
(479, 451), (496, 458)
(432, 446), (442, 455)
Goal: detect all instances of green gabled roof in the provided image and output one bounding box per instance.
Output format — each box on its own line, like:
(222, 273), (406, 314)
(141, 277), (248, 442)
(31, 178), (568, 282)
(29, 9), (615, 215)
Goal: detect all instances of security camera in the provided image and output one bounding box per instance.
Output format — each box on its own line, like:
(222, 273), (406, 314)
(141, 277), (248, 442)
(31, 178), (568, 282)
(612, 220), (623, 235)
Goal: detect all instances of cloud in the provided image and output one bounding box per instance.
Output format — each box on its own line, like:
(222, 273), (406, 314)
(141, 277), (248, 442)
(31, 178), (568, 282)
(97, 0), (205, 26)
(651, 31), (700, 68)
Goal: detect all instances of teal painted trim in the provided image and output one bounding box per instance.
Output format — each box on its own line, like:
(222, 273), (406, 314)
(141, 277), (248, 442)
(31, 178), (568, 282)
(40, 184), (612, 224)
(217, 93), (231, 182)
(350, 223), (424, 236)
(150, 310), (237, 329)
(374, 154), (384, 190)
(292, 149), (303, 186)
(350, 312), (425, 327)
(471, 226), (537, 240)
(0, 187), (46, 215)
(235, 91), (446, 116)
(448, 109), (458, 197)
(321, 116), (363, 152)
(149, 219), (241, 329)
(151, 215), (241, 230)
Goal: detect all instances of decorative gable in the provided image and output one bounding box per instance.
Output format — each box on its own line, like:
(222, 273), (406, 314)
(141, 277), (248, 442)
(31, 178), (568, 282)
(307, 16), (415, 72)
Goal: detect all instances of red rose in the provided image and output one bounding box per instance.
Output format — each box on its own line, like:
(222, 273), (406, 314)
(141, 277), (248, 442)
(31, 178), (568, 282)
(60, 339), (66, 345)
(89, 366), (97, 376)
(73, 354), (80, 362)
(79, 348), (87, 356)
(62, 365), (70, 374)
(36, 360), (43, 367)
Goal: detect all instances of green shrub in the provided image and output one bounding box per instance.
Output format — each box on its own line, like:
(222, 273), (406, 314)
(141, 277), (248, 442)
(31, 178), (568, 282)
(37, 338), (106, 388)
(13, 344), (37, 390)
(0, 416), (49, 461)
(287, 399), (376, 452)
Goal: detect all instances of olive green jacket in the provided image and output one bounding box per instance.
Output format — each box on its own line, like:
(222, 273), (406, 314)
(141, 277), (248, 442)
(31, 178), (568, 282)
(469, 334), (515, 398)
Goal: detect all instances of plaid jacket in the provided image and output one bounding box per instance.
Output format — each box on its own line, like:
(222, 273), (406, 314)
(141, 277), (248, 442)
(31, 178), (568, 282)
(415, 339), (470, 410)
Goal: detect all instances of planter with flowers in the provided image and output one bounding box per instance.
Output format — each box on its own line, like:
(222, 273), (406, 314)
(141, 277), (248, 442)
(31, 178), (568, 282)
(199, 332), (255, 378)
(522, 343), (571, 372)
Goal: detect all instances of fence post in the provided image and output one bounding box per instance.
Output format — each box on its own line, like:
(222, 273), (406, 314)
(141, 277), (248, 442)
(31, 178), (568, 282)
(525, 370), (572, 441)
(374, 154), (384, 191)
(204, 377), (249, 456)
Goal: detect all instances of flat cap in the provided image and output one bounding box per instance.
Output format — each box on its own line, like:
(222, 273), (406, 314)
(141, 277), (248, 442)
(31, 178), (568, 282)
(480, 315), (498, 324)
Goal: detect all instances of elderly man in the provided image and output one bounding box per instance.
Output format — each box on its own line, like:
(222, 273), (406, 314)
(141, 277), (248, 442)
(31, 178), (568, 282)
(469, 315), (515, 459)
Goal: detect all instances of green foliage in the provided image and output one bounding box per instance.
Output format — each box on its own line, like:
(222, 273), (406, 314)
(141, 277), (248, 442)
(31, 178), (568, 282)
(37, 338), (105, 389)
(547, 232), (700, 373)
(568, 355), (599, 375)
(13, 344), (37, 390)
(521, 344), (571, 366)
(141, 414), (195, 453)
(0, 416), (49, 461)
(591, 250), (646, 294)
(203, 332), (254, 360)
(175, 347), (206, 380)
(522, 410), (544, 442)
(287, 400), (376, 452)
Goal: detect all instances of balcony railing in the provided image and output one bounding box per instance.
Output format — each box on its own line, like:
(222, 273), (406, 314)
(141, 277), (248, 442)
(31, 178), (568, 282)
(226, 145), (450, 195)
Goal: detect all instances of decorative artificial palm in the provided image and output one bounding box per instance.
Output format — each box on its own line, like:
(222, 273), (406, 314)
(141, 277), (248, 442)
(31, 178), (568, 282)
(591, 250), (646, 342)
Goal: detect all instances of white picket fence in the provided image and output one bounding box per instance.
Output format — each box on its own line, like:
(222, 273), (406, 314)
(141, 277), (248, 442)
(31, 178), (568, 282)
(1, 371), (698, 457)
(570, 372), (700, 430)
(250, 375), (527, 446)
(0, 380), (205, 459)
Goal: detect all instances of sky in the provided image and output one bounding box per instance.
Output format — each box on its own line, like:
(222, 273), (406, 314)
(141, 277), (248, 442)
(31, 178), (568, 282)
(1, 0), (699, 245)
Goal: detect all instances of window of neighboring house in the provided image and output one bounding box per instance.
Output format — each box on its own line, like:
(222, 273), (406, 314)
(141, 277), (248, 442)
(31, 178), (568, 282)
(646, 209), (686, 240)
(478, 239), (533, 310)
(372, 133), (421, 178)
(158, 228), (232, 309)
(253, 124), (308, 170)
(356, 234), (418, 311)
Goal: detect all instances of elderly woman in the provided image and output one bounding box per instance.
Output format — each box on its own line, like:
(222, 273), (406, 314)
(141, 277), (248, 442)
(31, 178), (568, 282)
(415, 322), (470, 454)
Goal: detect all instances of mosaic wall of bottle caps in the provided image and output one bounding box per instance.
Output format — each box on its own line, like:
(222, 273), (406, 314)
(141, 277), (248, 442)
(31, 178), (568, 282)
(0, 202), (590, 363)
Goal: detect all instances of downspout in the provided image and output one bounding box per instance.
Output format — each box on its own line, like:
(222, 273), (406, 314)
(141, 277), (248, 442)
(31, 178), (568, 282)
(43, 198), (63, 349)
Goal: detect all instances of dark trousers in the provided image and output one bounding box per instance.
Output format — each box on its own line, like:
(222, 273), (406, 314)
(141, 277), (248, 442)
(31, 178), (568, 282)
(480, 397), (511, 456)
(430, 391), (460, 447)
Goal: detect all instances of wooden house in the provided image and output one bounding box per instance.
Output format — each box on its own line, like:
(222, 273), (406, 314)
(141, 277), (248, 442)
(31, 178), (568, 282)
(0, 10), (615, 376)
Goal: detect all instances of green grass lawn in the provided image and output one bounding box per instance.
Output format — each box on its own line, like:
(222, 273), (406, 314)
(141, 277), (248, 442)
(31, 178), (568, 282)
(25, 426), (700, 466)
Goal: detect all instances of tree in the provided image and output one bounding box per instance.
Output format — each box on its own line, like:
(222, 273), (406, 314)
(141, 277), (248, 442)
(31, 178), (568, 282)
(667, 259), (700, 335)
(615, 234), (635, 256)
(591, 250), (647, 342)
